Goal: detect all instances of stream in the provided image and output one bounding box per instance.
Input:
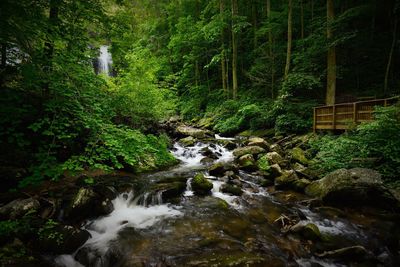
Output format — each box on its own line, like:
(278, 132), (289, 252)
(54, 137), (399, 267)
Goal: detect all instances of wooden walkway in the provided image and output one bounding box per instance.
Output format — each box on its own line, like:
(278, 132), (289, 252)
(313, 96), (399, 131)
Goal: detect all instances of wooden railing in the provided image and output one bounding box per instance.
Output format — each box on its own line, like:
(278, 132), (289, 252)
(313, 96), (399, 131)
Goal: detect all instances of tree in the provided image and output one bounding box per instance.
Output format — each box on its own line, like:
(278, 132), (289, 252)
(326, 0), (336, 105)
(384, 9), (398, 94)
(220, 0), (228, 95)
(284, 0), (293, 79)
(231, 0), (238, 99)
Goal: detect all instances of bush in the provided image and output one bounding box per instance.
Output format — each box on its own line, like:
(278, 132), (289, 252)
(280, 73), (321, 99)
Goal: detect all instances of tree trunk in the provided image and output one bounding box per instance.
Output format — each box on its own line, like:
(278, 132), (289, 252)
(231, 0), (238, 99)
(267, 0), (275, 98)
(220, 0), (227, 95)
(252, 0), (257, 49)
(326, 0), (336, 105)
(384, 17), (398, 95)
(284, 0), (292, 80)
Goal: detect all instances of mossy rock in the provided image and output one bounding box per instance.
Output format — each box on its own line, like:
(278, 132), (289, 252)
(221, 184), (243, 196)
(232, 146), (265, 158)
(238, 154), (257, 171)
(290, 222), (321, 241)
(275, 170), (299, 190)
(208, 162), (225, 176)
(290, 147), (310, 165)
(179, 136), (196, 147)
(191, 173), (213, 196)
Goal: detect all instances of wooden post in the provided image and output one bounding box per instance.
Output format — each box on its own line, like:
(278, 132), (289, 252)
(384, 99), (388, 107)
(353, 102), (358, 124)
(332, 105), (336, 130)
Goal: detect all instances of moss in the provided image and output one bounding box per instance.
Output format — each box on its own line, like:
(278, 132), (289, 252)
(257, 154), (270, 172)
(191, 173), (213, 195)
(221, 184), (243, 196)
(291, 147), (310, 165)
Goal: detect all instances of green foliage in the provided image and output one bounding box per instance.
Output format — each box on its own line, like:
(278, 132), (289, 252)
(311, 104), (400, 183)
(0, 219), (33, 239)
(257, 155), (270, 172)
(38, 219), (63, 245)
(280, 73), (322, 99)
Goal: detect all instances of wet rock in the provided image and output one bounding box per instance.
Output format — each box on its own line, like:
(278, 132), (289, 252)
(0, 198), (40, 220)
(37, 224), (91, 254)
(224, 141), (237, 150)
(200, 147), (218, 159)
(221, 184), (243, 196)
(275, 170), (299, 190)
(200, 157), (214, 165)
(152, 181), (186, 202)
(232, 146), (265, 158)
(176, 125), (208, 139)
(179, 136), (197, 147)
(289, 222), (321, 241)
(316, 245), (370, 261)
(246, 137), (270, 150)
(208, 162), (225, 176)
(290, 147), (310, 165)
(265, 152), (285, 166)
(191, 173), (213, 196)
(305, 168), (400, 210)
(238, 154), (257, 171)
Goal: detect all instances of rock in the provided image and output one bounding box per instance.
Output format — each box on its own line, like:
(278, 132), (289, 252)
(289, 222), (321, 241)
(270, 143), (284, 155)
(151, 181), (186, 201)
(208, 162), (225, 176)
(290, 147), (310, 165)
(224, 141), (237, 150)
(201, 147), (218, 159)
(64, 188), (101, 222)
(265, 152), (285, 166)
(191, 173), (213, 196)
(275, 170), (299, 190)
(221, 184), (243, 196)
(233, 146), (265, 158)
(238, 154), (257, 171)
(247, 137), (270, 150)
(176, 125), (208, 139)
(179, 136), (196, 146)
(0, 198), (40, 220)
(316, 245), (370, 261)
(305, 168), (400, 210)
(200, 157), (214, 165)
(269, 164), (283, 179)
(292, 178), (312, 192)
(37, 224), (91, 254)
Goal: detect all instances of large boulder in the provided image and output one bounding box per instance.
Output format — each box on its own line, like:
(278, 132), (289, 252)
(289, 222), (321, 241)
(246, 137), (270, 150)
(233, 146), (265, 158)
(221, 184), (243, 196)
(176, 125), (208, 139)
(0, 198), (40, 220)
(191, 173), (213, 196)
(305, 168), (400, 210)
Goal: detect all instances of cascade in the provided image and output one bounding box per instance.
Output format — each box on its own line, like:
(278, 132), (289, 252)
(97, 45), (113, 76)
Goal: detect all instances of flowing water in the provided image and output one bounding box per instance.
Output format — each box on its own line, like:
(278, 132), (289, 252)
(55, 140), (399, 267)
(97, 45), (112, 76)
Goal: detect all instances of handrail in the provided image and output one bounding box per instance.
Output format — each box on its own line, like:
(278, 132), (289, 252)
(313, 96), (399, 132)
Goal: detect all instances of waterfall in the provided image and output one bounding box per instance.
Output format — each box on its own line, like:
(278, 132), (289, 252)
(97, 45), (112, 76)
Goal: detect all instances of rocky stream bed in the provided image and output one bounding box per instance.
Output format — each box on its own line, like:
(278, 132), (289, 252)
(1, 125), (399, 267)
